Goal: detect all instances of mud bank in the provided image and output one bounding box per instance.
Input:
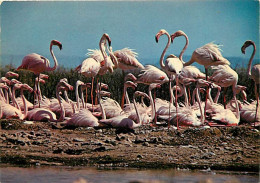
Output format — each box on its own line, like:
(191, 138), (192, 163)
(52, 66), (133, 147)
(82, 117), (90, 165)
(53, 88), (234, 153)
(0, 119), (259, 172)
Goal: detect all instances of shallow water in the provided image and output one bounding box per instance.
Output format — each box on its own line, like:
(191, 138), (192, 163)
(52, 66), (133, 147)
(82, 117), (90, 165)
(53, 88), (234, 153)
(0, 166), (258, 183)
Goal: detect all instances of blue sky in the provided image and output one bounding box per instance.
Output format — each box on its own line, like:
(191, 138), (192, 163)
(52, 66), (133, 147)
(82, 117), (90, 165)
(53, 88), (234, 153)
(1, 0), (259, 68)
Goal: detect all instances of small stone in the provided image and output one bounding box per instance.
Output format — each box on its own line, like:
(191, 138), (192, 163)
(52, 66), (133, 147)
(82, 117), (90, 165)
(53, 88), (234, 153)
(73, 138), (85, 142)
(143, 142), (149, 147)
(137, 154), (143, 159)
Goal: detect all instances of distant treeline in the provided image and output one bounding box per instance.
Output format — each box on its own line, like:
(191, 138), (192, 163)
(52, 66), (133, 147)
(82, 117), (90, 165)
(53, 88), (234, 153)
(0, 64), (256, 105)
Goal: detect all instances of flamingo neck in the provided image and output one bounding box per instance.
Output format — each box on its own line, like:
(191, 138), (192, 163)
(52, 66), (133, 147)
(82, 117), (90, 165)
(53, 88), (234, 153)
(99, 37), (108, 65)
(56, 88), (65, 122)
(179, 33), (189, 62)
(20, 88), (28, 119)
(133, 95), (141, 124)
(75, 83), (80, 109)
(12, 87), (20, 110)
(47, 44), (58, 71)
(246, 42), (256, 78)
(148, 87), (156, 120)
(208, 88), (214, 103)
(80, 87), (86, 109)
(159, 32), (171, 69)
(195, 85), (204, 123)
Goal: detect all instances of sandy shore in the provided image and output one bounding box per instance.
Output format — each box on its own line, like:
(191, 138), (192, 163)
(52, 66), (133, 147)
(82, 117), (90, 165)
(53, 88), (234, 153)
(0, 119), (259, 172)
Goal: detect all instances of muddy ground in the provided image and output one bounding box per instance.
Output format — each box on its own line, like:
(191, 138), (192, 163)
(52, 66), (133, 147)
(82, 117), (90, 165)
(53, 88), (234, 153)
(0, 119), (259, 172)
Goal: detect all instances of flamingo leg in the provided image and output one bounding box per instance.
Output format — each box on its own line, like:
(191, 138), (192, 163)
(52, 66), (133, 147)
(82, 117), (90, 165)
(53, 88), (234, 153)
(168, 76), (172, 128)
(91, 77), (94, 112)
(176, 77), (179, 130)
(254, 83), (259, 126)
(95, 77), (99, 105)
(37, 74), (41, 108)
(153, 89), (157, 125)
(223, 87), (227, 109)
(188, 87), (191, 105)
(203, 68), (209, 123)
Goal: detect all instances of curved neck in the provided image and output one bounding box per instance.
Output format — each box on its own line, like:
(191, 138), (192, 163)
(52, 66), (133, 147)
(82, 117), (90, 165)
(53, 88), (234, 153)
(246, 42), (256, 77)
(182, 85), (189, 106)
(63, 90), (70, 103)
(195, 87), (204, 122)
(20, 88), (28, 118)
(148, 87), (156, 120)
(159, 32), (171, 69)
(179, 33), (189, 61)
(81, 87), (86, 108)
(47, 44), (58, 71)
(12, 87), (20, 110)
(56, 88), (65, 122)
(133, 95), (141, 124)
(208, 88), (214, 103)
(76, 83), (80, 109)
(99, 37), (108, 65)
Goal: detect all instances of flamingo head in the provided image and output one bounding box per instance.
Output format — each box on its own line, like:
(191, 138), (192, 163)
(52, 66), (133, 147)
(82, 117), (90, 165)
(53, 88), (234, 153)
(125, 81), (137, 90)
(100, 90), (111, 97)
(100, 83), (109, 90)
(38, 78), (46, 84)
(0, 83), (9, 90)
(102, 33), (111, 46)
(5, 71), (19, 78)
(10, 79), (22, 85)
(39, 73), (49, 79)
(155, 29), (167, 43)
(0, 77), (11, 85)
(170, 30), (186, 43)
(125, 73), (137, 81)
(51, 40), (62, 50)
(85, 82), (92, 88)
(76, 80), (85, 86)
(241, 40), (253, 54)
(134, 91), (149, 99)
(22, 84), (33, 93)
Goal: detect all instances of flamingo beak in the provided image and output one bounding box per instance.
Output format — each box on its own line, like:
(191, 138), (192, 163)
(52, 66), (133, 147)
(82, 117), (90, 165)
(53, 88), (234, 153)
(155, 35), (159, 43)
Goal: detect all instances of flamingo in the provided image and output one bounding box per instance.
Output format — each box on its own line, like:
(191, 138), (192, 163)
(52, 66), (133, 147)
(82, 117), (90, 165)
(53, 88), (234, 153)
(1, 83), (33, 119)
(65, 86), (110, 127)
(17, 40), (62, 108)
(99, 91), (148, 129)
(26, 80), (73, 122)
(241, 40), (260, 124)
(169, 79), (210, 126)
(156, 29), (184, 128)
(121, 73), (137, 109)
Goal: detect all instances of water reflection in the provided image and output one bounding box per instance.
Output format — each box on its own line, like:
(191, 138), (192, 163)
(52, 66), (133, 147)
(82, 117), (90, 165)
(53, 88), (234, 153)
(0, 166), (258, 183)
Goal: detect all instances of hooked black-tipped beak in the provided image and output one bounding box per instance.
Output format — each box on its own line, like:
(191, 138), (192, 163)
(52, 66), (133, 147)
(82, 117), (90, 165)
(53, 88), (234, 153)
(155, 36), (159, 43)
(241, 46), (245, 54)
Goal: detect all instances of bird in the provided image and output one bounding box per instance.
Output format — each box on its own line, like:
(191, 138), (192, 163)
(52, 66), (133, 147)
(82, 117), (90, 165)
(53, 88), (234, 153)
(99, 91), (148, 129)
(121, 73), (137, 109)
(241, 40), (260, 124)
(1, 83), (33, 120)
(65, 86), (110, 127)
(26, 80), (73, 122)
(17, 40), (62, 108)
(156, 29), (184, 128)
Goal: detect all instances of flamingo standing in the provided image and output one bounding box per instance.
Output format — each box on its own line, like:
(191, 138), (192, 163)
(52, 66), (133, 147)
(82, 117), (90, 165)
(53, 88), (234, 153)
(241, 40), (260, 124)
(208, 65), (241, 124)
(17, 40), (62, 108)
(156, 29), (183, 128)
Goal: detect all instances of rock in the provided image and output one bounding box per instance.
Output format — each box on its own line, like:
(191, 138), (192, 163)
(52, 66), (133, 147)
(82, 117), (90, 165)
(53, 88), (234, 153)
(137, 154), (143, 159)
(73, 138), (85, 142)
(143, 142), (149, 147)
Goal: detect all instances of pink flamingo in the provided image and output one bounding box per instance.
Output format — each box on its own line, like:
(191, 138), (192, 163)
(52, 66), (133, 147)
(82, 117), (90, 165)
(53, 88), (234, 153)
(26, 80), (73, 122)
(17, 40), (62, 108)
(121, 73), (137, 108)
(241, 40), (260, 124)
(156, 29), (184, 129)
(99, 91), (148, 129)
(1, 83), (33, 119)
(65, 87), (110, 127)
